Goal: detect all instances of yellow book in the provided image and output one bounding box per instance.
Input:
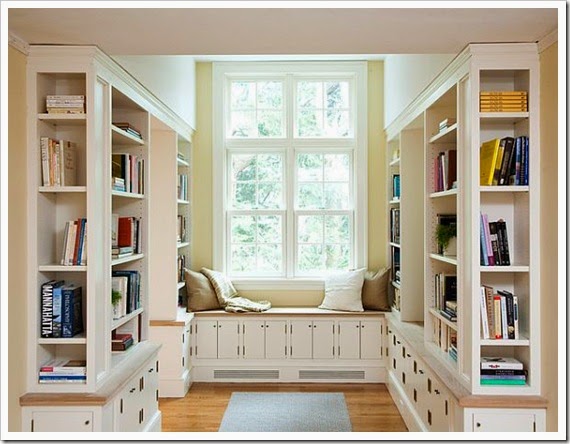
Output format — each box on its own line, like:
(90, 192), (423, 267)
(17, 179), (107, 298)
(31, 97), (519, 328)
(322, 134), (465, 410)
(492, 140), (505, 186)
(480, 138), (501, 186)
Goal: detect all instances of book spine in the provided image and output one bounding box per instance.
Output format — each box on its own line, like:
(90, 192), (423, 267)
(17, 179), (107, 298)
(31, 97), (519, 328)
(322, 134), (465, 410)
(498, 137), (514, 185)
(40, 137), (50, 186)
(488, 222), (501, 265)
(52, 285), (62, 338)
(513, 295), (520, 339)
(498, 220), (510, 266)
(76, 219), (86, 265)
(60, 221), (70, 265)
(524, 136), (529, 185)
(480, 287), (490, 339)
(492, 141), (505, 186)
(72, 218), (82, 265)
(40, 281), (54, 338)
(480, 213), (489, 266)
(482, 214), (494, 266)
(484, 286), (494, 337)
(500, 295), (508, 341)
(493, 296), (502, 339)
(480, 379), (526, 386)
(505, 293), (515, 339)
(39, 368), (86, 374)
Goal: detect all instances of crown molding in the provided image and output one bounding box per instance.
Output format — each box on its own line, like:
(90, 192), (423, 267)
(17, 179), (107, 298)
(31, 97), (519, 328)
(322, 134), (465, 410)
(8, 32), (29, 55)
(537, 28), (557, 53)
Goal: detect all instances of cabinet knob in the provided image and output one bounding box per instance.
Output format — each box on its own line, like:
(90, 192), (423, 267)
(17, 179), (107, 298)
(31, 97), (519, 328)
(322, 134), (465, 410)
(84, 420), (90, 425)
(130, 387), (136, 393)
(476, 422), (481, 428)
(148, 368), (154, 373)
(434, 389), (440, 395)
(419, 370), (424, 374)
(406, 353), (411, 358)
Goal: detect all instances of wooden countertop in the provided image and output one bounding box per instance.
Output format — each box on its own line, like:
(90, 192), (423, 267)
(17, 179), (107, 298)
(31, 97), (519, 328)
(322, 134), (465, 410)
(193, 307), (387, 317)
(150, 309), (194, 326)
(386, 313), (548, 409)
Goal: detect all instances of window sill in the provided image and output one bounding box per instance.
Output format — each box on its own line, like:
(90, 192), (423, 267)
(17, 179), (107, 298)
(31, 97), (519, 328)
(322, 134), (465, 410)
(231, 278), (325, 292)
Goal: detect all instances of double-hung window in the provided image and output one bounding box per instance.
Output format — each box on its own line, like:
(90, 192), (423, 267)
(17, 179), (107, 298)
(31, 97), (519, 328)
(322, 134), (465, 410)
(213, 62), (367, 288)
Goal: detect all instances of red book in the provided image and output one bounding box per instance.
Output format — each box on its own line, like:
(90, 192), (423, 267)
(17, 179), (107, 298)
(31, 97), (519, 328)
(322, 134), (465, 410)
(118, 217), (134, 248)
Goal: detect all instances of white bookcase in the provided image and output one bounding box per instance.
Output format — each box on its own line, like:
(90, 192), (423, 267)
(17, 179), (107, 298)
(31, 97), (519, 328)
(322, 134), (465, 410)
(22, 45), (193, 431)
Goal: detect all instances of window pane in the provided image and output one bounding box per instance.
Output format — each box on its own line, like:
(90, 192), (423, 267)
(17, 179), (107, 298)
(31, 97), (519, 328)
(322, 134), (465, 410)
(231, 245), (256, 272)
(297, 109), (323, 137)
(298, 215), (323, 243)
(258, 110), (283, 138)
(257, 81), (283, 109)
(231, 81), (255, 109)
(325, 244), (350, 270)
(233, 182), (256, 209)
(232, 154), (256, 181)
(257, 183), (282, 209)
(324, 154), (350, 181)
(257, 154), (282, 181)
(297, 153), (323, 181)
(257, 244), (282, 272)
(298, 183), (323, 209)
(298, 244), (324, 272)
(325, 109), (350, 137)
(297, 81), (322, 108)
(231, 215), (256, 243)
(325, 81), (349, 109)
(230, 110), (256, 137)
(257, 215), (282, 243)
(324, 183), (349, 209)
(325, 215), (350, 243)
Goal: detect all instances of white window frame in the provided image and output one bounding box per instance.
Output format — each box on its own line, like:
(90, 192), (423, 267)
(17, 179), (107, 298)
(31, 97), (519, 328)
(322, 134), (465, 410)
(213, 62), (368, 291)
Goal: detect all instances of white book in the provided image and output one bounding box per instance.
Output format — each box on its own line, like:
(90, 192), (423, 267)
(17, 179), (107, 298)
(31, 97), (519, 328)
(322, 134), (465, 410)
(80, 222), (87, 266)
(481, 356), (523, 370)
(60, 221), (70, 265)
(59, 140), (77, 186)
(513, 295), (519, 340)
(500, 295), (508, 340)
(64, 221), (77, 266)
(480, 287), (490, 339)
(111, 213), (119, 249)
(40, 137), (50, 186)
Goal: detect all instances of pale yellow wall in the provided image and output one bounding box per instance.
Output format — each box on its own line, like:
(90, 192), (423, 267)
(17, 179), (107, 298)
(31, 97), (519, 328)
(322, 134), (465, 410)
(539, 41), (558, 432)
(190, 61), (385, 306)
(8, 46), (28, 432)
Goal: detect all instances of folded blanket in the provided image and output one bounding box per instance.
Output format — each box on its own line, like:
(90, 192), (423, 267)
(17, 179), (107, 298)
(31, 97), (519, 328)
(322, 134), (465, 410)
(201, 267), (271, 313)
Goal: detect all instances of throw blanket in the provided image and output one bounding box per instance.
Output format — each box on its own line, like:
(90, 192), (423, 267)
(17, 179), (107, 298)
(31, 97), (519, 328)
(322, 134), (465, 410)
(201, 268), (271, 313)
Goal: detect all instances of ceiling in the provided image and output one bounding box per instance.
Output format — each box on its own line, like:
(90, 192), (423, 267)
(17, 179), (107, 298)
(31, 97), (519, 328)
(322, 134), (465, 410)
(8, 7), (558, 57)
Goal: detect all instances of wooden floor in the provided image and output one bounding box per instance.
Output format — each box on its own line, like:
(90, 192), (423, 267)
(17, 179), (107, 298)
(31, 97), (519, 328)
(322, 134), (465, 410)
(160, 383), (408, 432)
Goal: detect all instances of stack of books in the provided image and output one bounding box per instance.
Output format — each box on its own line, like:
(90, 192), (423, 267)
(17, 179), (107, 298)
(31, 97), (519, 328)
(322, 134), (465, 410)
(433, 272), (457, 312)
(39, 359), (86, 384)
(41, 281), (83, 338)
(448, 333), (457, 362)
(481, 357), (526, 385)
(111, 214), (142, 259)
(112, 333), (134, 352)
(112, 176), (126, 192)
(40, 137), (77, 187)
(113, 122), (143, 140)
(440, 300), (457, 322)
(178, 173), (188, 201)
(480, 285), (519, 340)
(177, 215), (187, 243)
(390, 208), (400, 244)
(60, 218), (87, 266)
(111, 153), (144, 194)
(480, 91), (528, 112)
(480, 214), (510, 266)
(177, 253), (186, 283)
(46, 95), (85, 114)
(438, 117), (456, 133)
(479, 136), (529, 186)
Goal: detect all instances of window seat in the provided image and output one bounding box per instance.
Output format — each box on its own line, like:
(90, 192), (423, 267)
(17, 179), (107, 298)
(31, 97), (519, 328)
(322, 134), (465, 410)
(192, 307), (387, 317)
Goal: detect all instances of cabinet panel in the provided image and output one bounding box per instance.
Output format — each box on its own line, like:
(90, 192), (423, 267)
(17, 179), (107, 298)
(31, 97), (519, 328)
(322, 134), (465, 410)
(194, 320), (217, 359)
(265, 320), (287, 360)
(242, 320), (265, 359)
(312, 320), (335, 359)
(360, 320), (383, 359)
(217, 320), (240, 359)
(471, 411), (536, 432)
(32, 411), (93, 432)
(290, 320), (312, 359)
(338, 321), (360, 359)
(116, 377), (141, 432)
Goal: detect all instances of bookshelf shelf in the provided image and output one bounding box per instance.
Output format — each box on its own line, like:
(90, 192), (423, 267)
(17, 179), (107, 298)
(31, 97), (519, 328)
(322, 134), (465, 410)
(389, 242), (401, 248)
(111, 125), (145, 145)
(428, 308), (458, 331)
(429, 253), (458, 266)
(38, 333), (87, 345)
(391, 280), (401, 289)
(479, 338), (530, 346)
(177, 242), (190, 249)
(428, 123), (458, 144)
(38, 264), (87, 272)
(39, 186), (87, 193)
(111, 307), (144, 331)
(111, 253), (145, 267)
(111, 190), (145, 199)
(389, 157), (401, 167)
(479, 186), (529, 193)
(177, 157), (190, 167)
(389, 199), (401, 205)
(177, 199), (190, 205)
(479, 265), (530, 273)
(429, 188), (458, 199)
(37, 113), (86, 125)
(479, 112), (529, 124)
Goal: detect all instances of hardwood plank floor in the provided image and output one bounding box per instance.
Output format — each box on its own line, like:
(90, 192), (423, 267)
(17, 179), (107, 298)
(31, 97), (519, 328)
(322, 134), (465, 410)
(159, 383), (408, 432)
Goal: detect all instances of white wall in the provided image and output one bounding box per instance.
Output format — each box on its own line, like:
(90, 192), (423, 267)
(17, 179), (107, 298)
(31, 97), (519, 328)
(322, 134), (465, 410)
(384, 54), (455, 128)
(113, 56), (196, 130)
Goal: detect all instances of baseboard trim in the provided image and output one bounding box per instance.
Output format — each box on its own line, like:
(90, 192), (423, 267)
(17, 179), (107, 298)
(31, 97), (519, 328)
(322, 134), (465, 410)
(386, 370), (426, 432)
(158, 369), (192, 398)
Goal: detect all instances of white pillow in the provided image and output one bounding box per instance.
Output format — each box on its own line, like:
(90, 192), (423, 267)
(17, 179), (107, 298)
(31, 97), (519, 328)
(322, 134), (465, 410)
(319, 269), (366, 312)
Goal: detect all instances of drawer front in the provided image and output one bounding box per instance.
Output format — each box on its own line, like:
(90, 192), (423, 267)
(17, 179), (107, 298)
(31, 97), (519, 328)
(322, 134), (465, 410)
(31, 411), (94, 432)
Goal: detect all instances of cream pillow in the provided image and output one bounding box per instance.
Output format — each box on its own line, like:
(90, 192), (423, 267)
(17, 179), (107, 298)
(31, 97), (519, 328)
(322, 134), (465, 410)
(184, 268), (221, 312)
(319, 268), (366, 312)
(200, 267), (238, 306)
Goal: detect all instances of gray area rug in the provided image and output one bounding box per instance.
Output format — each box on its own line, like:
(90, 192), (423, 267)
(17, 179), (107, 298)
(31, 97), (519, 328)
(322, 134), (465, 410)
(218, 392), (352, 432)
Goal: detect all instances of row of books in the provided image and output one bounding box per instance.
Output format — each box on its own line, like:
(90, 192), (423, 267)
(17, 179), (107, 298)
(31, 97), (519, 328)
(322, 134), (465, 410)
(479, 91), (528, 113)
(41, 281), (83, 338)
(391, 174), (400, 200)
(113, 122), (143, 140)
(111, 215), (142, 258)
(61, 218), (87, 266)
(480, 136), (529, 186)
(177, 254), (187, 284)
(112, 332), (134, 352)
(480, 214), (510, 266)
(40, 137), (77, 187)
(390, 208), (400, 244)
(433, 272), (457, 313)
(481, 357), (526, 385)
(46, 94), (85, 114)
(177, 215), (188, 243)
(480, 286), (520, 340)
(438, 117), (456, 133)
(178, 173), (189, 201)
(433, 149), (457, 192)
(448, 334), (457, 363)
(111, 270), (141, 319)
(39, 359), (86, 384)
(111, 153), (145, 194)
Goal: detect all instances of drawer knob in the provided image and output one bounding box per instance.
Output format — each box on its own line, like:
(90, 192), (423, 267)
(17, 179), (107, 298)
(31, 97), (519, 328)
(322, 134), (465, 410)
(130, 388), (136, 393)
(434, 389), (440, 395)
(84, 420), (90, 425)
(419, 370), (424, 374)
(476, 422), (481, 428)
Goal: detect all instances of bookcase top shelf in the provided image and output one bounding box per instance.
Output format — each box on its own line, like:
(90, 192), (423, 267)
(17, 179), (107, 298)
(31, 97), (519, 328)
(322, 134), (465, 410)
(479, 186), (529, 193)
(429, 253), (458, 266)
(479, 338), (530, 347)
(479, 112), (529, 124)
(430, 189), (458, 199)
(38, 333), (87, 345)
(428, 123), (458, 144)
(39, 186), (87, 193)
(37, 113), (86, 126)
(111, 125), (145, 146)
(479, 265), (530, 273)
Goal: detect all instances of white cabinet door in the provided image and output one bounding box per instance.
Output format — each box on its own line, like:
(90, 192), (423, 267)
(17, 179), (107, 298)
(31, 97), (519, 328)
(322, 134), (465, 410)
(32, 411), (94, 432)
(338, 321), (360, 359)
(265, 320), (288, 360)
(470, 411), (537, 432)
(217, 320), (240, 359)
(116, 377), (141, 432)
(360, 320), (383, 359)
(194, 320), (218, 359)
(290, 320), (312, 359)
(428, 379), (451, 432)
(313, 320), (335, 359)
(242, 320), (265, 359)
(183, 323), (191, 370)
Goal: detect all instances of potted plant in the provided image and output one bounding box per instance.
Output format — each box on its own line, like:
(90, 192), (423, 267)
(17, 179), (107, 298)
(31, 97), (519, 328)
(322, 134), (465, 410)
(111, 289), (122, 319)
(436, 223), (457, 256)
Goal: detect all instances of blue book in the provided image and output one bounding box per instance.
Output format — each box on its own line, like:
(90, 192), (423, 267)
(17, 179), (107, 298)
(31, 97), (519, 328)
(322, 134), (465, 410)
(52, 282), (65, 338)
(76, 218), (86, 265)
(62, 284), (83, 338)
(523, 136), (529, 185)
(480, 213), (489, 266)
(514, 137), (522, 185)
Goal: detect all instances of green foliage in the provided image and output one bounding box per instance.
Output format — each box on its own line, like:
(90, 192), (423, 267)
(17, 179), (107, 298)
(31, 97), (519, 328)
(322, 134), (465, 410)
(436, 223), (457, 251)
(111, 290), (122, 307)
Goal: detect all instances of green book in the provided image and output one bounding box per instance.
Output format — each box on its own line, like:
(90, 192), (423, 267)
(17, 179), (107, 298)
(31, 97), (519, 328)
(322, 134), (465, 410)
(480, 379), (526, 385)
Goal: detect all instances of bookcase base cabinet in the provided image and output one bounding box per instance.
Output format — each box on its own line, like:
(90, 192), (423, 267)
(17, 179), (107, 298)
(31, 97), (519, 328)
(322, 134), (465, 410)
(21, 351), (161, 432)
